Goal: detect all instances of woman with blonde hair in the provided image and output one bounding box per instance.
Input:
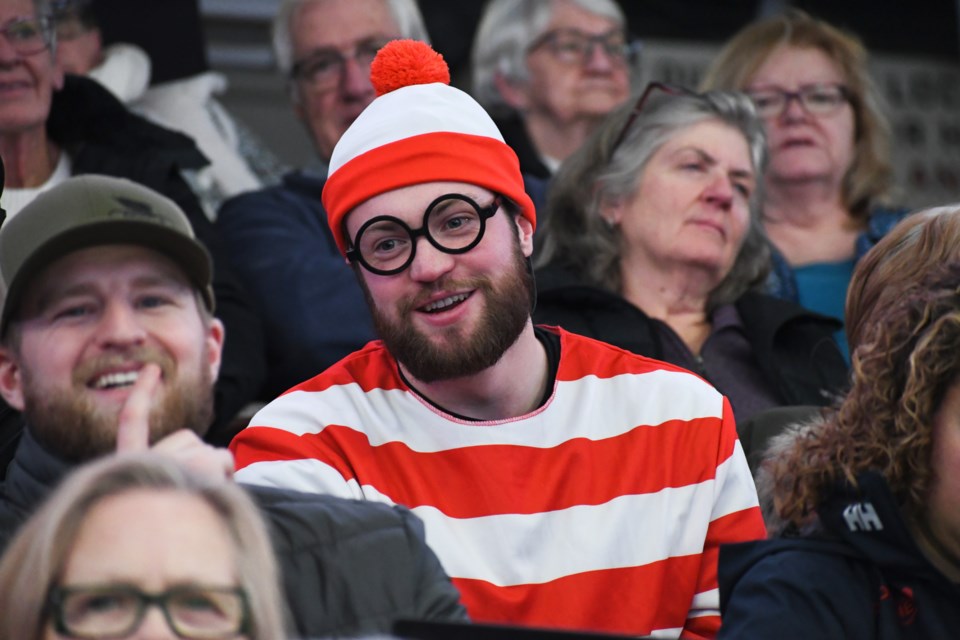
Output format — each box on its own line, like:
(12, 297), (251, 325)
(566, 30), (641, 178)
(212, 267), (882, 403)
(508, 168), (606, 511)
(700, 10), (907, 360)
(717, 206), (960, 638)
(0, 453), (289, 639)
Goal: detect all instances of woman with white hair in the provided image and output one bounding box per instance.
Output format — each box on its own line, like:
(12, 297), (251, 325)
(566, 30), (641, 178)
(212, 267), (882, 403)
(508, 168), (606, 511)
(471, 0), (635, 180)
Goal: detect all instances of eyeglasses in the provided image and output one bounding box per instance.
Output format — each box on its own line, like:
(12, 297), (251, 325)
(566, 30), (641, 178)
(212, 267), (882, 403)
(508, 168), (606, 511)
(0, 15), (54, 56)
(52, 0), (96, 40)
(291, 37), (394, 89)
(611, 81), (696, 152)
(347, 193), (504, 276)
(745, 83), (851, 119)
(527, 28), (638, 66)
(47, 584), (250, 639)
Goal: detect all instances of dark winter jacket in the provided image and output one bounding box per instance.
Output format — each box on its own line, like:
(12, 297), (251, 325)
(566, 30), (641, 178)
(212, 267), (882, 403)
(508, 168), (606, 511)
(0, 429), (468, 638)
(217, 170), (376, 399)
(718, 471), (960, 639)
(494, 114), (552, 180)
(534, 265), (849, 415)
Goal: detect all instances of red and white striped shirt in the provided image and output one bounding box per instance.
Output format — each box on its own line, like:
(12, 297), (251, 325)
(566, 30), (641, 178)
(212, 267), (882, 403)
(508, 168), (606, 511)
(232, 328), (765, 638)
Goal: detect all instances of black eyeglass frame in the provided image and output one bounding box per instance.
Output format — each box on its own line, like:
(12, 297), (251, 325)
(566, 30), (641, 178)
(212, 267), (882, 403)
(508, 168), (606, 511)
(744, 82), (853, 119)
(0, 14), (54, 57)
(610, 81), (697, 153)
(526, 27), (640, 66)
(47, 584), (251, 640)
(346, 193), (504, 276)
(290, 37), (394, 85)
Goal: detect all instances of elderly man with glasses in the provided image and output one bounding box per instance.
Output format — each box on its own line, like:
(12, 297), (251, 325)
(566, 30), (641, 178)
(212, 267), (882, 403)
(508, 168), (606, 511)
(216, 0), (430, 400)
(471, 0), (637, 182)
(231, 40), (766, 639)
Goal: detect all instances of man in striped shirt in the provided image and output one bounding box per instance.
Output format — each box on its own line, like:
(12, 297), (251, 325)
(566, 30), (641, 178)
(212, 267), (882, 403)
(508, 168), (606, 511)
(231, 40), (765, 639)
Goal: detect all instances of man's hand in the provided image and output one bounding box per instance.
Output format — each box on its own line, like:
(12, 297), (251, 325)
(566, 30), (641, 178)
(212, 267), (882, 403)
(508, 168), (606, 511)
(115, 363), (234, 481)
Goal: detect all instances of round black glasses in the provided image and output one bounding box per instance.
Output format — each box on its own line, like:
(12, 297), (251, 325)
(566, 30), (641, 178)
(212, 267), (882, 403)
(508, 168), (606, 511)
(346, 193), (504, 276)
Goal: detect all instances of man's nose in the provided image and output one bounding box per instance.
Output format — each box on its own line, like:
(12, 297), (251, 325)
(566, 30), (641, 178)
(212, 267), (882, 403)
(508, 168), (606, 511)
(407, 237), (456, 283)
(340, 55), (374, 101)
(583, 41), (617, 73)
(96, 302), (147, 347)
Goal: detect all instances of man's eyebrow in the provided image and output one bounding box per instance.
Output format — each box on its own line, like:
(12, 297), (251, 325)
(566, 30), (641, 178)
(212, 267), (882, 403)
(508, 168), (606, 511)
(30, 282), (99, 315)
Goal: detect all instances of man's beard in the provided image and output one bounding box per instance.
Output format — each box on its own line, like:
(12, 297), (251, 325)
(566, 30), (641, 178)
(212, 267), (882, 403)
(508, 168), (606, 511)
(22, 350), (214, 463)
(364, 242), (535, 384)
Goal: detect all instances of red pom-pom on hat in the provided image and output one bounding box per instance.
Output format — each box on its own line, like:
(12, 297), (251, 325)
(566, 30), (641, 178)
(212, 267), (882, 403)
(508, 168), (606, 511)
(370, 39), (450, 97)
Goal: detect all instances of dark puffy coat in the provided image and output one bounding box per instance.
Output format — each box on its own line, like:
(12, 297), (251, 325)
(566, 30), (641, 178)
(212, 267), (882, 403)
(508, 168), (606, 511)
(0, 429), (468, 638)
(718, 471), (960, 639)
(534, 265), (849, 411)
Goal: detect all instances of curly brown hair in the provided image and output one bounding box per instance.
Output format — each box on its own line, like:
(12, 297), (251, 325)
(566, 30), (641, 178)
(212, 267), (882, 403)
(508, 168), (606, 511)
(770, 207), (960, 528)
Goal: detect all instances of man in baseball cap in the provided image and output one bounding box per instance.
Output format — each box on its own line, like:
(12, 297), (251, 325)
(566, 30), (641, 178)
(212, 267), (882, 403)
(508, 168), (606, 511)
(0, 174), (467, 636)
(0, 174), (223, 461)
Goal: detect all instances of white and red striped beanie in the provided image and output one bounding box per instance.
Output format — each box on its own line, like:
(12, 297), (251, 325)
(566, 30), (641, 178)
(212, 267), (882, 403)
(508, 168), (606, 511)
(321, 40), (536, 256)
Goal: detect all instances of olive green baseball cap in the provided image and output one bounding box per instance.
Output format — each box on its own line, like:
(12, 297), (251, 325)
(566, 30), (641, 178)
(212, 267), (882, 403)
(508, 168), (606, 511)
(0, 175), (214, 335)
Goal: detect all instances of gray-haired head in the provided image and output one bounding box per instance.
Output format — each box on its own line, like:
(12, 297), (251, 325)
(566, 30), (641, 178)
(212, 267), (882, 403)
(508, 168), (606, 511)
(537, 87), (771, 310)
(272, 0), (429, 76)
(471, 0), (627, 117)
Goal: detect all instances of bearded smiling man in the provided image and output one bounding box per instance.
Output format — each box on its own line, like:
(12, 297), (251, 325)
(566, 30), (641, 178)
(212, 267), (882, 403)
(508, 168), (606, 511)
(0, 177), (227, 469)
(231, 41), (766, 640)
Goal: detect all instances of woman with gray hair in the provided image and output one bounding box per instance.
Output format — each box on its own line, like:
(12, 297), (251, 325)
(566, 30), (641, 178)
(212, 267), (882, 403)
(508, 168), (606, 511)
(534, 84), (848, 425)
(471, 0), (635, 180)
(0, 453), (289, 639)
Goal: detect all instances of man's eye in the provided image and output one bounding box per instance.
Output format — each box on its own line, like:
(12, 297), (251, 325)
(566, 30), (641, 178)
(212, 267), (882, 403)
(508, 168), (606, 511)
(356, 41), (387, 62)
(554, 38), (585, 54)
(371, 237), (406, 255)
(304, 56), (340, 76)
(53, 305), (91, 320)
(7, 21), (40, 41)
(734, 183), (751, 198)
(137, 296), (170, 309)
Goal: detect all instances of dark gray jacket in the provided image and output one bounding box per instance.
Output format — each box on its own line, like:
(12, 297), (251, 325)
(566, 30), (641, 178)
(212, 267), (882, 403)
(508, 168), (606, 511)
(0, 429), (468, 638)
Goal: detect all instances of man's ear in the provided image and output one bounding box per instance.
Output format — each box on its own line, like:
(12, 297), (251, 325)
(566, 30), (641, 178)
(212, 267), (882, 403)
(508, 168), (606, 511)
(0, 347), (25, 411)
(493, 71), (530, 111)
(516, 214), (535, 257)
(206, 319), (225, 382)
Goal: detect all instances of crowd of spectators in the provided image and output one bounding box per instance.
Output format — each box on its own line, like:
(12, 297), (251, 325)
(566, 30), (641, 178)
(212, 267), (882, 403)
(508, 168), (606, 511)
(0, 0), (956, 638)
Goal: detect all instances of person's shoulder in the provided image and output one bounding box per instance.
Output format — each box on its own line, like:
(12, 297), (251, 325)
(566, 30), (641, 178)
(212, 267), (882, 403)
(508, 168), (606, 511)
(556, 327), (720, 385)
(219, 170), (326, 215)
(276, 340), (400, 397)
(244, 484), (419, 545)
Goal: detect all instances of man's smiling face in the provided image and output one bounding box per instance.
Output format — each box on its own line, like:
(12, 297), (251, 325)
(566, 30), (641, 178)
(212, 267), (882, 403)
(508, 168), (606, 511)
(0, 244), (223, 460)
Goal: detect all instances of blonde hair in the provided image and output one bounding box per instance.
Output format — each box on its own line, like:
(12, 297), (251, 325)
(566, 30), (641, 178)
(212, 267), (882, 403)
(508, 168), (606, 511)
(0, 454), (289, 639)
(700, 10), (893, 219)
